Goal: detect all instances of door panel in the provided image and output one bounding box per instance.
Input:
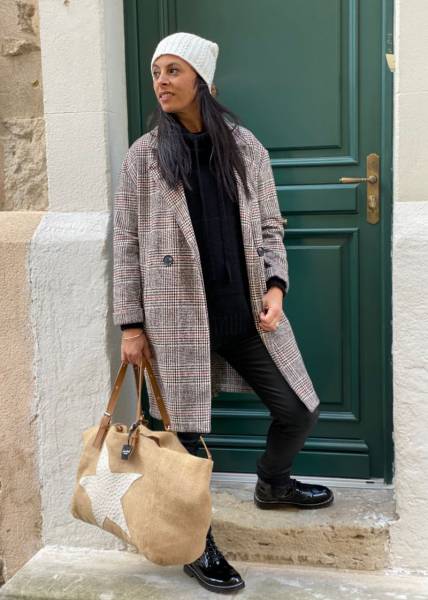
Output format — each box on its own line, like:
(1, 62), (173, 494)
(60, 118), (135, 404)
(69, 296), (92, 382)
(125, 0), (394, 481)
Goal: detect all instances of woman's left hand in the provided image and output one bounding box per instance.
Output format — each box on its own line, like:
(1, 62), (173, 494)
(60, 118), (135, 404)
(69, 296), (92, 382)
(259, 287), (284, 332)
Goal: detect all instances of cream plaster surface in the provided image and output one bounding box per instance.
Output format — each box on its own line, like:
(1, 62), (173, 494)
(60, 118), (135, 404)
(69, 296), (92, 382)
(389, 0), (428, 572)
(30, 0), (134, 549)
(0, 212), (44, 580)
(28, 211), (126, 550)
(390, 201), (428, 571)
(38, 0), (129, 211)
(103, 0), (131, 192)
(393, 0), (428, 203)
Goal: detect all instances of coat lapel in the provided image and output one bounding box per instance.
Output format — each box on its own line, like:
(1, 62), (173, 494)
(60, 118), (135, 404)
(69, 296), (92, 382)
(149, 157), (200, 257)
(147, 125), (254, 260)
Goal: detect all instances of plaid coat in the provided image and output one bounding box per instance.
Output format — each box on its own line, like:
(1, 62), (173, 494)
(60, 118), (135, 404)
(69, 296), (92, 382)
(113, 123), (320, 432)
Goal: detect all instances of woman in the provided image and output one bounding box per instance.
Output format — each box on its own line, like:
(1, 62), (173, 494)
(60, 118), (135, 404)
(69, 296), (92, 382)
(113, 32), (333, 594)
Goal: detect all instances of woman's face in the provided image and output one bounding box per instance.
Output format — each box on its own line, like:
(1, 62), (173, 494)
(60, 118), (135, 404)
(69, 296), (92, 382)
(152, 54), (199, 115)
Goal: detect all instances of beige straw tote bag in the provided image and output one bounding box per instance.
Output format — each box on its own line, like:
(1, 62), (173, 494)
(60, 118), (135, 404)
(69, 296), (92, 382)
(70, 356), (213, 566)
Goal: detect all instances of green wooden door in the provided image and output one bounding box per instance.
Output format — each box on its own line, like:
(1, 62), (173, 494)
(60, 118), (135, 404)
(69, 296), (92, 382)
(124, 0), (394, 482)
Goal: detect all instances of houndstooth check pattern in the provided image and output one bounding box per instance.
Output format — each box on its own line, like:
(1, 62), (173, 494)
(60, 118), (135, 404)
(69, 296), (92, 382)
(113, 123), (320, 432)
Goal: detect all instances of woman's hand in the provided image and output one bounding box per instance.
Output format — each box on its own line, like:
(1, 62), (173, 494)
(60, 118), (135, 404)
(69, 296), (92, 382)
(121, 328), (153, 366)
(259, 287), (284, 332)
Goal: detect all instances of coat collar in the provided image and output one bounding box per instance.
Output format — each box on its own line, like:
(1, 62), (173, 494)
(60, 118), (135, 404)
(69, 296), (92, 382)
(146, 121), (249, 154)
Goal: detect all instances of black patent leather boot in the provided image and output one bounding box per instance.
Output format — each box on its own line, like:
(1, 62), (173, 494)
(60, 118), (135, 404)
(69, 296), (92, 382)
(254, 476), (334, 509)
(183, 526), (245, 593)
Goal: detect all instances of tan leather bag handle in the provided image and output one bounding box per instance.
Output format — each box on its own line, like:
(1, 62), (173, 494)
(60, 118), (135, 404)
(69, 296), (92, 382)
(132, 359), (211, 459)
(93, 357), (211, 459)
(93, 356), (171, 449)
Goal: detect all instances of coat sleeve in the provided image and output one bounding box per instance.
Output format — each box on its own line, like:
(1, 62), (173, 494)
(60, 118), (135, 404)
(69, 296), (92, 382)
(112, 145), (144, 327)
(257, 146), (290, 294)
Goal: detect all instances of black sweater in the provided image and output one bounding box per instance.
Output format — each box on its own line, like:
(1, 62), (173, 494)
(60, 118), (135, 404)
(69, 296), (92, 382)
(121, 123), (286, 342)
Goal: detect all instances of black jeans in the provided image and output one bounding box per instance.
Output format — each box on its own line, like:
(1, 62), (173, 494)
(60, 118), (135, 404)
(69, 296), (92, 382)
(177, 326), (320, 486)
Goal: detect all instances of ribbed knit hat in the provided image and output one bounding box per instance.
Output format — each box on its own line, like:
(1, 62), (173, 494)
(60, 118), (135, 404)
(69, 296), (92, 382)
(150, 32), (219, 95)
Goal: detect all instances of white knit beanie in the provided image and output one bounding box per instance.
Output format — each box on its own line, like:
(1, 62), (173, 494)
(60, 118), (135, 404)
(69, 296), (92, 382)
(150, 32), (219, 95)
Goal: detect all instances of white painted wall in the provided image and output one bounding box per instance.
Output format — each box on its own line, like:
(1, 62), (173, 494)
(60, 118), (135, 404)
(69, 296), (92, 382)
(29, 212), (123, 549)
(34, 0), (134, 548)
(390, 0), (428, 571)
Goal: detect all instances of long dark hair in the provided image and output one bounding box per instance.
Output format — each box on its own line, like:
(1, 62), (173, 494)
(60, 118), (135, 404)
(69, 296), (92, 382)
(147, 74), (250, 202)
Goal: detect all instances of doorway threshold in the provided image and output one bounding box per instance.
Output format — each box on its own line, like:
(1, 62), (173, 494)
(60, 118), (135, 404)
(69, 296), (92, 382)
(211, 472), (393, 489)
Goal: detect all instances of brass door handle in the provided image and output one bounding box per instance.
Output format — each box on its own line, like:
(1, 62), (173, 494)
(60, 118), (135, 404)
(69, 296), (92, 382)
(339, 175), (378, 184)
(338, 153), (380, 224)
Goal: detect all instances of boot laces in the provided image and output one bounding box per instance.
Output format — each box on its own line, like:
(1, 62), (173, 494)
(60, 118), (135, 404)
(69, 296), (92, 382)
(205, 531), (224, 564)
(288, 478), (298, 493)
(273, 477), (298, 497)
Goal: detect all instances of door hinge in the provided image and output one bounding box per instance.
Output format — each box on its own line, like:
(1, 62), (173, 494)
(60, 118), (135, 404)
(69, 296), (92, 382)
(385, 53), (395, 72)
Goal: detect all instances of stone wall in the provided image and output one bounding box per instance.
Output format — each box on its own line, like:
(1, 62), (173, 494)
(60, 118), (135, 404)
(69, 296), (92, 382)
(0, 0), (46, 583)
(0, 0), (47, 211)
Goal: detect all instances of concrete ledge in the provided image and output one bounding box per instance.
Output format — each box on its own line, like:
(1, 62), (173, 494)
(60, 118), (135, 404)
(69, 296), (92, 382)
(210, 483), (396, 570)
(1, 545), (427, 600)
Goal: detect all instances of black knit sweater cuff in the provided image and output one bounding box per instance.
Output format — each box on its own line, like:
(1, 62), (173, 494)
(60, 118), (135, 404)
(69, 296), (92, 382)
(120, 322), (144, 331)
(266, 276), (287, 297)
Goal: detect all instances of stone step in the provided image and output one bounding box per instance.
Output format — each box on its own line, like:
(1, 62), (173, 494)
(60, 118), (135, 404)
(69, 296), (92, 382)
(1, 545), (428, 600)
(210, 481), (396, 570)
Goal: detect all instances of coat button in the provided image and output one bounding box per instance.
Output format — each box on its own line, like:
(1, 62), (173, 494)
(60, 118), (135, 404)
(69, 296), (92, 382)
(163, 255), (174, 266)
(257, 247), (265, 256)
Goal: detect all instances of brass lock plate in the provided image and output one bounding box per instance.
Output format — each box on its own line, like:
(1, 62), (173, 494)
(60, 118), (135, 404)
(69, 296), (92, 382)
(367, 153), (380, 225)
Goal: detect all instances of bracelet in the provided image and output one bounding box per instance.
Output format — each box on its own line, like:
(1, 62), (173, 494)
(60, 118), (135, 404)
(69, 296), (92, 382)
(122, 331), (144, 341)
